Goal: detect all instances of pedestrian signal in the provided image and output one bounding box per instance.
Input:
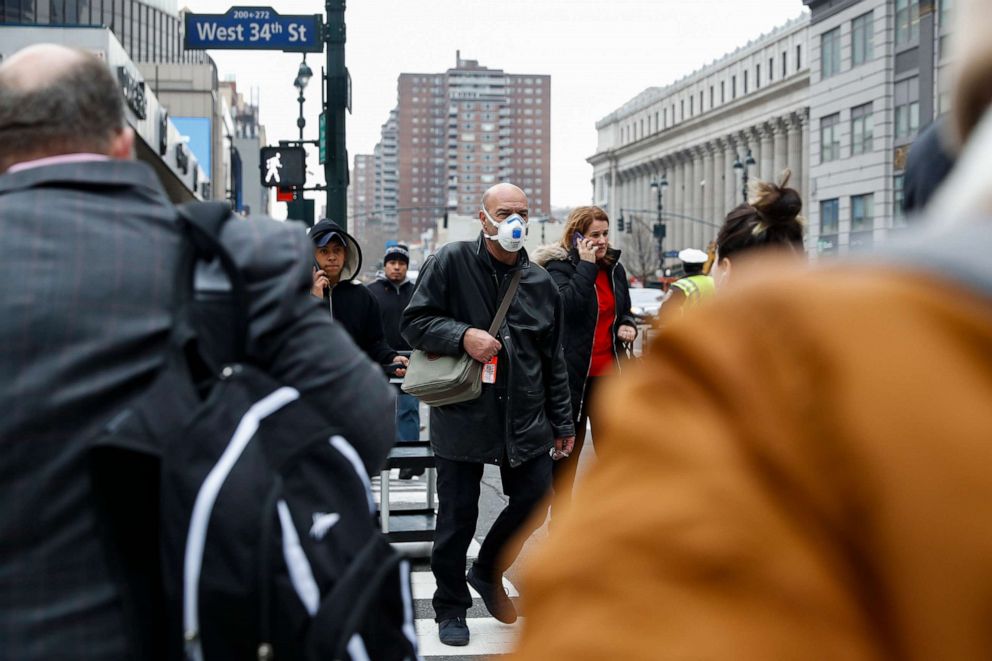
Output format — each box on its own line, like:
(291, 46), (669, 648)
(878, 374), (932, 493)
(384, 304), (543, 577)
(259, 146), (306, 188)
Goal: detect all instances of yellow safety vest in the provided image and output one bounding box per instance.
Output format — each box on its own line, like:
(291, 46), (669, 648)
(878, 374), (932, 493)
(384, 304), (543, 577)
(670, 274), (715, 309)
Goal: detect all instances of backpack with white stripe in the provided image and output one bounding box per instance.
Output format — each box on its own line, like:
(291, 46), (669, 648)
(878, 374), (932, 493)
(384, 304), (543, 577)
(88, 203), (417, 661)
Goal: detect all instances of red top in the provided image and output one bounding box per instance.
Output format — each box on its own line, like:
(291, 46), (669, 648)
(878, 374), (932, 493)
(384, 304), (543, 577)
(590, 268), (616, 376)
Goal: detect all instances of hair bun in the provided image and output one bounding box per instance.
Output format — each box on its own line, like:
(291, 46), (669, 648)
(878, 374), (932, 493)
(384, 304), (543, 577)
(748, 169), (802, 225)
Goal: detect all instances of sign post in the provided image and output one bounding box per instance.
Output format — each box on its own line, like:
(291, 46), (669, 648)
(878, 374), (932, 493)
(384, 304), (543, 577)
(184, 6), (323, 52)
(318, 112), (327, 165)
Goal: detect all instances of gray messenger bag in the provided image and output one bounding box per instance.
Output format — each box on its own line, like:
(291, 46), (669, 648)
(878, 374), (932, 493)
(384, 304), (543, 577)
(402, 270), (522, 407)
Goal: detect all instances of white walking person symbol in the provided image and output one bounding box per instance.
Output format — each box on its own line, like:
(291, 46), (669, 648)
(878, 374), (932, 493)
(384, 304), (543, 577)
(265, 152), (283, 183)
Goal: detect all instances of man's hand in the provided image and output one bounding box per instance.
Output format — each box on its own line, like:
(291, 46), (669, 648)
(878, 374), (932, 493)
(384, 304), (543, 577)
(392, 354), (409, 378)
(463, 328), (502, 363)
(311, 266), (330, 298)
(617, 324), (637, 343)
(577, 237), (598, 263)
(551, 435), (576, 460)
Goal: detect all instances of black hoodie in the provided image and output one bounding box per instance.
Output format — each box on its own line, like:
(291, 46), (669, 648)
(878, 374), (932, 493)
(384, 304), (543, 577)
(310, 219), (397, 365)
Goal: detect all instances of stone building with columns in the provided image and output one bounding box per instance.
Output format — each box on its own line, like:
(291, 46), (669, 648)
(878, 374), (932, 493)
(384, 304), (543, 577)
(589, 15), (810, 271)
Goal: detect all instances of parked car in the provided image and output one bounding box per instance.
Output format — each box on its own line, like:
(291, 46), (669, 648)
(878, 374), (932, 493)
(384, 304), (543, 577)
(629, 287), (664, 322)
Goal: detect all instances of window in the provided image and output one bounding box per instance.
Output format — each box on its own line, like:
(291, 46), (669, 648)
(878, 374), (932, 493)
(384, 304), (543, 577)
(896, 0), (920, 45)
(710, 86), (714, 108)
(655, 111), (659, 132)
(939, 0), (953, 29)
(699, 91), (704, 112)
(852, 12), (874, 66)
(895, 77), (920, 139)
(663, 107), (667, 128)
(756, 63), (761, 88)
(821, 27), (841, 78)
(819, 199), (839, 254)
(769, 57), (774, 82)
(796, 44), (802, 70)
(850, 194), (875, 249)
(680, 99), (684, 120)
(820, 113), (841, 163)
(894, 174), (907, 227)
(744, 70), (749, 94)
(732, 75), (737, 99)
(851, 102), (874, 155)
(721, 80), (725, 103)
(782, 51), (787, 78)
(690, 96), (694, 116)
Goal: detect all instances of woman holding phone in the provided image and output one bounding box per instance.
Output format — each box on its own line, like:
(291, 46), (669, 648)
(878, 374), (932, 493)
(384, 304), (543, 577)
(533, 206), (637, 511)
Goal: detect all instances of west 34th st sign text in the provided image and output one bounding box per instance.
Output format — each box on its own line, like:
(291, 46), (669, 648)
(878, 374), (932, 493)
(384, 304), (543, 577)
(184, 6), (323, 53)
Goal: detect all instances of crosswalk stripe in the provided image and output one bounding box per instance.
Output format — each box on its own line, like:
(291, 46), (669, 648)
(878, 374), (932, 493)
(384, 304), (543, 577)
(410, 569), (519, 601)
(415, 617), (523, 657)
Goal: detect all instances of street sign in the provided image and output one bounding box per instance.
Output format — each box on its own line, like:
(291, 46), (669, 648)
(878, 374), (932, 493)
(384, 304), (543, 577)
(184, 7), (323, 53)
(260, 146), (306, 187)
(664, 250), (679, 258)
(318, 112), (326, 164)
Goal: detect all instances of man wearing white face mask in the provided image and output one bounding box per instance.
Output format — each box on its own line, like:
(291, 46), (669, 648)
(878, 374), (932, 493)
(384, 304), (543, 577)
(402, 183), (575, 647)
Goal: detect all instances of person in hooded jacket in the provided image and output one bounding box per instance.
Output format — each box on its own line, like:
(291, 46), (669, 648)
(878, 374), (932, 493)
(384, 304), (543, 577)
(533, 206), (637, 508)
(367, 244), (422, 460)
(309, 218), (409, 375)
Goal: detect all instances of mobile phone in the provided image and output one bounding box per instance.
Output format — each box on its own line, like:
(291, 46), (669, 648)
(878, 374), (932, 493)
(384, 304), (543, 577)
(572, 231), (585, 248)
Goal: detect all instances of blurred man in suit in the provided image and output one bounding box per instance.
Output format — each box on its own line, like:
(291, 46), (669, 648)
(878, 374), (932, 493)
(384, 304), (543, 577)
(0, 43), (395, 660)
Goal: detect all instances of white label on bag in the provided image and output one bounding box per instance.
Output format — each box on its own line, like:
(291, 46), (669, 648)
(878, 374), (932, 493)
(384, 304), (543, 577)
(482, 357), (497, 384)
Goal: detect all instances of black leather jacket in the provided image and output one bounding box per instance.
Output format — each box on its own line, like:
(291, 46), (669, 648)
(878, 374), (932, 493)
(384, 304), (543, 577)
(401, 234), (574, 467)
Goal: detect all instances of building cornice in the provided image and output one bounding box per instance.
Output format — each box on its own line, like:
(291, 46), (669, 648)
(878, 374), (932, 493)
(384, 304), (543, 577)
(588, 71), (810, 168)
(595, 12), (809, 128)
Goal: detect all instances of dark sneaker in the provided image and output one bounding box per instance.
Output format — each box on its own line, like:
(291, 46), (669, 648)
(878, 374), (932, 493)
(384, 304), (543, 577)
(467, 565), (517, 624)
(438, 617), (470, 646)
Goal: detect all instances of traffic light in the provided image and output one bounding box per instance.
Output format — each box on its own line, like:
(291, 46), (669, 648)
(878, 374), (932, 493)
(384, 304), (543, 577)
(617, 215), (625, 233)
(653, 222), (666, 240)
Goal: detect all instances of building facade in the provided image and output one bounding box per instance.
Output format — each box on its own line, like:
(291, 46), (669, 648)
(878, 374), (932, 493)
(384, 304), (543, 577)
(804, 0), (952, 254)
(220, 81), (268, 216)
(376, 53), (551, 245)
(589, 16), (810, 274)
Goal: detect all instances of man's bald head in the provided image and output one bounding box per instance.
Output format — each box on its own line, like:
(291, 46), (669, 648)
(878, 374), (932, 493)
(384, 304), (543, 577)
(0, 44), (128, 171)
(481, 183), (527, 214)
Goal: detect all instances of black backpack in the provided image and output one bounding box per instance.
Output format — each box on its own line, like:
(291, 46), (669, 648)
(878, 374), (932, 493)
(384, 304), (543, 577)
(88, 202), (417, 661)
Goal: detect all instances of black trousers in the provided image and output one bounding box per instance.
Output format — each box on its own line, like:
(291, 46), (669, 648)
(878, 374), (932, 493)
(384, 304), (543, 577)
(431, 452), (552, 621)
(552, 375), (605, 509)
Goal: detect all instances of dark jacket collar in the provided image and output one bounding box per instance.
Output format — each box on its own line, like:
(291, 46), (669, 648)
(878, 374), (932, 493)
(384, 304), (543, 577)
(0, 159), (167, 199)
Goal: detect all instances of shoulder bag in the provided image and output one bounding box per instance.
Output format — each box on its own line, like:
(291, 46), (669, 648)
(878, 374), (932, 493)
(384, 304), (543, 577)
(402, 270), (522, 407)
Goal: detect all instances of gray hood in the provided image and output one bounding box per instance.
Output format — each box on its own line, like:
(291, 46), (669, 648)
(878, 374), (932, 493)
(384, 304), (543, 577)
(309, 218), (362, 282)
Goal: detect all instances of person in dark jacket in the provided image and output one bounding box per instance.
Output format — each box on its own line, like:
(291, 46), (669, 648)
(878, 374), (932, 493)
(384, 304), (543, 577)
(401, 183), (575, 647)
(533, 206), (637, 509)
(367, 244), (421, 450)
(310, 219), (408, 375)
(0, 44), (396, 661)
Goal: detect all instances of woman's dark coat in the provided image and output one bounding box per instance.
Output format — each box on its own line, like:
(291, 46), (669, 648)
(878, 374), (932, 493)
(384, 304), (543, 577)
(533, 244), (636, 422)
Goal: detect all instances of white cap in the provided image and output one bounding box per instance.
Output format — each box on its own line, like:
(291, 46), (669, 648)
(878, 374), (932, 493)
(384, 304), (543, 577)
(678, 248), (708, 264)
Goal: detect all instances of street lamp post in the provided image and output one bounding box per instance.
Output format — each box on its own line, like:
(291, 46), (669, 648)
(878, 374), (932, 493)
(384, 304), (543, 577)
(732, 147), (756, 203)
(293, 56), (313, 142)
(649, 173), (669, 268)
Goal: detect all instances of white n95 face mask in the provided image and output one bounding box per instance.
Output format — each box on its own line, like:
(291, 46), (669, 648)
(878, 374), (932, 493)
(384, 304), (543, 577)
(482, 209), (527, 252)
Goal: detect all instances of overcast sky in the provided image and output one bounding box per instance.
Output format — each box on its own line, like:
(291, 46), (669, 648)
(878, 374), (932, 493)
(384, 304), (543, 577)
(186, 0), (807, 211)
